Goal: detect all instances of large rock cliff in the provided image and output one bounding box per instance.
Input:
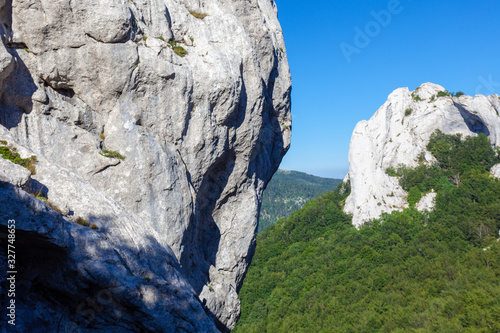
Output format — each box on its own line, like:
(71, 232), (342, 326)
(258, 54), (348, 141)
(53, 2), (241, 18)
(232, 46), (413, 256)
(0, 0), (291, 331)
(345, 83), (500, 227)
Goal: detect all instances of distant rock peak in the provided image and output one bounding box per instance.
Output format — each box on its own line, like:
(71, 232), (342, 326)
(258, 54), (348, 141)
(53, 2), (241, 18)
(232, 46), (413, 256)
(344, 83), (500, 226)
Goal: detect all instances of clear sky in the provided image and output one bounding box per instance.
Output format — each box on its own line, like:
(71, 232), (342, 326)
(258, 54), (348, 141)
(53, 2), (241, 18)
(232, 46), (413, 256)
(274, 0), (500, 179)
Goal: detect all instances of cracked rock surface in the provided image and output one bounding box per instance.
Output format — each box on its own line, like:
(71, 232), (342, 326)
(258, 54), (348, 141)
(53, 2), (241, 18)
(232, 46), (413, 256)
(0, 0), (291, 331)
(345, 83), (500, 227)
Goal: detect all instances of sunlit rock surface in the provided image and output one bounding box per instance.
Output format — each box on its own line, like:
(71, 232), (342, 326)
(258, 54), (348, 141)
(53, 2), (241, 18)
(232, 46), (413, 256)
(0, 0), (291, 331)
(345, 83), (500, 227)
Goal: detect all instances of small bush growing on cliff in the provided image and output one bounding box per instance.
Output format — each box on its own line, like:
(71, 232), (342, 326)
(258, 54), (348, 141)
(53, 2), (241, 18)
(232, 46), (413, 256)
(76, 217), (89, 227)
(31, 191), (63, 214)
(407, 186), (421, 206)
(411, 92), (423, 101)
(437, 90), (452, 97)
(385, 166), (398, 177)
(165, 39), (188, 57)
(188, 10), (207, 19)
(75, 217), (98, 229)
(454, 91), (465, 97)
(47, 201), (63, 214)
(173, 46), (188, 57)
(33, 190), (46, 201)
(100, 150), (126, 160)
(405, 108), (412, 116)
(0, 142), (37, 174)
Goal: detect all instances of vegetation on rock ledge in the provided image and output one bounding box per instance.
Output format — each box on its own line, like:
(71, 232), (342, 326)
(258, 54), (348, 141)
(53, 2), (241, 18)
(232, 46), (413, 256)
(188, 10), (207, 19)
(173, 46), (188, 57)
(100, 149), (126, 160)
(0, 141), (37, 174)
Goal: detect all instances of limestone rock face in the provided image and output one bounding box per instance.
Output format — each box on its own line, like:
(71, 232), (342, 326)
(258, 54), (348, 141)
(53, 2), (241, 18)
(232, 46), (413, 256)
(491, 163), (500, 178)
(415, 190), (437, 213)
(345, 83), (500, 227)
(0, 0), (291, 331)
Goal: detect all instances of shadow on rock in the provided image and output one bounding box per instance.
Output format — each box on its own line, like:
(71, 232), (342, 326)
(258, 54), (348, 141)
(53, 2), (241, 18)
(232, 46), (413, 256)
(0, 182), (219, 332)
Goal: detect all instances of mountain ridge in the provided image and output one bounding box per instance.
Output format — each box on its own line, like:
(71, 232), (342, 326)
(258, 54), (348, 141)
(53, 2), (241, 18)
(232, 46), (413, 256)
(258, 169), (341, 232)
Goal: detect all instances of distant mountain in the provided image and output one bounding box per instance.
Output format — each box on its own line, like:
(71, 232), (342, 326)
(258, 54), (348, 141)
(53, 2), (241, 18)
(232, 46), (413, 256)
(258, 170), (341, 232)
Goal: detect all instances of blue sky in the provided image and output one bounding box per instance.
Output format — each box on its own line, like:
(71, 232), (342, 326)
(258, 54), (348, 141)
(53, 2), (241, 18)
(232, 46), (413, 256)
(275, 0), (500, 179)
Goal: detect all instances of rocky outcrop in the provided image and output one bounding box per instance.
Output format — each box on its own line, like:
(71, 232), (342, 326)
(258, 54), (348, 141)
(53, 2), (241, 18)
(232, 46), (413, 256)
(345, 83), (500, 227)
(0, 157), (31, 187)
(0, 0), (291, 331)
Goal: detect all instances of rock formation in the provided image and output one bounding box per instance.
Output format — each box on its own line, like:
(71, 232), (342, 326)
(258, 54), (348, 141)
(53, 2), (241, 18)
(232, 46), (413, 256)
(0, 0), (291, 331)
(344, 83), (500, 227)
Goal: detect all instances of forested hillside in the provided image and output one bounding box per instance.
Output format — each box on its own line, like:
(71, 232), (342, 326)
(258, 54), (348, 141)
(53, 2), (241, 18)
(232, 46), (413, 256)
(258, 170), (341, 232)
(235, 131), (500, 332)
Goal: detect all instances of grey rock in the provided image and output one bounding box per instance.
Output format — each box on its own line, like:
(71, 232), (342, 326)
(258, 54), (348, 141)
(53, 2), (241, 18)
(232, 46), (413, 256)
(0, 157), (31, 187)
(0, 0), (290, 331)
(415, 190), (437, 212)
(491, 164), (500, 178)
(31, 87), (47, 104)
(0, 39), (13, 82)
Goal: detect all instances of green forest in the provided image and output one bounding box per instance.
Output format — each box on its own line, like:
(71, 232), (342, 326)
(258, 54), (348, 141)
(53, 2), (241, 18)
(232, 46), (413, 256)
(258, 170), (341, 232)
(235, 131), (500, 332)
